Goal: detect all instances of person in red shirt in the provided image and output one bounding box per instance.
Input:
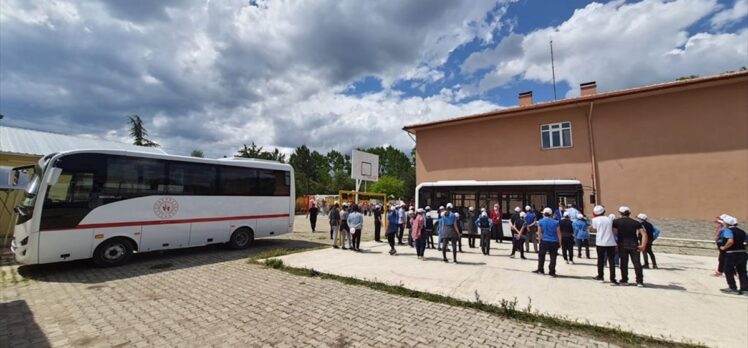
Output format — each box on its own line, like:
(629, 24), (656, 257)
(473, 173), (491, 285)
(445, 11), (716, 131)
(490, 204), (504, 243)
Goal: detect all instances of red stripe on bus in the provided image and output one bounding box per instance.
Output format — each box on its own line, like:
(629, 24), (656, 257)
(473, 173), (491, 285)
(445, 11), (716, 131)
(41, 213), (290, 231)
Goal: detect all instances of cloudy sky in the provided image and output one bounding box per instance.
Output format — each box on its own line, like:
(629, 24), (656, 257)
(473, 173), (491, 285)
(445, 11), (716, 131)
(1, 0), (746, 158)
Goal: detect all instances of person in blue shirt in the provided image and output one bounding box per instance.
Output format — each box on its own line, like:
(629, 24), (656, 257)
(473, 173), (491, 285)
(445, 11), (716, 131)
(573, 213), (590, 259)
(475, 211), (493, 255)
(553, 203), (565, 221)
(440, 203), (461, 263)
(524, 206), (539, 253)
(386, 206), (400, 255)
(716, 215), (748, 294)
(534, 207), (562, 277)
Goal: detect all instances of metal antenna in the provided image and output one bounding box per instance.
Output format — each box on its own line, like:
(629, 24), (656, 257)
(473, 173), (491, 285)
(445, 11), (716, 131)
(550, 40), (557, 100)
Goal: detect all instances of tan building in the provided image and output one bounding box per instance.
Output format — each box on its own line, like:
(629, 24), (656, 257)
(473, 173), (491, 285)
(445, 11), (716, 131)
(404, 71), (748, 228)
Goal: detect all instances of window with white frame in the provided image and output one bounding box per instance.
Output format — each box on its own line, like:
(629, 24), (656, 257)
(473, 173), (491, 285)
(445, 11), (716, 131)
(540, 121), (572, 149)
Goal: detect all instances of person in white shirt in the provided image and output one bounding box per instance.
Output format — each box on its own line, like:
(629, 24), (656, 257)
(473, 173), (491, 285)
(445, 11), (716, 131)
(591, 205), (618, 284)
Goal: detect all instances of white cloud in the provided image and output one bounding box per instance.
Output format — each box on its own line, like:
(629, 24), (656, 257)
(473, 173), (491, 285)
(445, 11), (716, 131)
(711, 0), (748, 28)
(464, 0), (747, 97)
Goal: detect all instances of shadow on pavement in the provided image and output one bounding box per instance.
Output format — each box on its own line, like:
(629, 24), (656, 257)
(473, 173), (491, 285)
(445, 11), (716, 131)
(0, 300), (51, 348)
(17, 238), (326, 284)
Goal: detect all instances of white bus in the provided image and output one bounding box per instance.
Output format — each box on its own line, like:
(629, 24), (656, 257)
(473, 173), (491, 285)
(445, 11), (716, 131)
(11, 149), (295, 266)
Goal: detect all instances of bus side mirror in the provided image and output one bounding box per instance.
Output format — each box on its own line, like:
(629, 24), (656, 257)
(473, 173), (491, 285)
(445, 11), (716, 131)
(46, 167), (62, 186)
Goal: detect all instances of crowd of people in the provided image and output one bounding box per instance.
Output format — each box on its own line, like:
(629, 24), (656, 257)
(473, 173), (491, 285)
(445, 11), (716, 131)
(314, 201), (747, 295)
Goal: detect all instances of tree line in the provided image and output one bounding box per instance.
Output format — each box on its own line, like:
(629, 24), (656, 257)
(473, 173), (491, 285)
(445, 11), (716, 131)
(127, 114), (416, 201)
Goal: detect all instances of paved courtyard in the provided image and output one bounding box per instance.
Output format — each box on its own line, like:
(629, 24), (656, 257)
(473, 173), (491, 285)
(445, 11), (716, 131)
(0, 236), (622, 348)
(278, 240), (747, 348)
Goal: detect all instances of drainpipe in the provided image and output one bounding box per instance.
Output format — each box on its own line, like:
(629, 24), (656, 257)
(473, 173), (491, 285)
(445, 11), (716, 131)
(586, 102), (599, 205)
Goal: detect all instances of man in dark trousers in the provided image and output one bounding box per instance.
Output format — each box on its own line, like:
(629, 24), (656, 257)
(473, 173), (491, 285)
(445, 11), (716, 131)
(309, 203), (319, 232)
(490, 204), (503, 243)
(373, 205), (383, 242)
(717, 215), (748, 295)
(534, 208), (561, 276)
(613, 206), (647, 287)
(477, 211), (493, 255)
(559, 212), (575, 264)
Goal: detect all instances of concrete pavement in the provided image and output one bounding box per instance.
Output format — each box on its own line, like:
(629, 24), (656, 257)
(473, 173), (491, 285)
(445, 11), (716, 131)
(277, 240), (748, 347)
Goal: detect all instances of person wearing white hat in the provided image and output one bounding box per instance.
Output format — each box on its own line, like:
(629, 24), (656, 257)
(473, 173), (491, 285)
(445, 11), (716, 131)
(573, 213), (591, 259)
(466, 207), (478, 249)
(637, 213), (658, 269)
(559, 211), (575, 264)
(476, 211), (493, 255)
(592, 205), (618, 284)
(339, 203), (352, 249)
(510, 211), (527, 259)
(397, 203), (407, 245)
(716, 215), (747, 294)
(440, 203), (461, 263)
(490, 204), (504, 243)
(509, 207), (522, 241)
(407, 207), (416, 248)
(534, 207), (561, 276)
(412, 208), (427, 259)
(612, 206), (646, 286)
(525, 206), (539, 253)
(386, 206), (400, 255)
(424, 206), (435, 249)
(347, 204), (364, 252)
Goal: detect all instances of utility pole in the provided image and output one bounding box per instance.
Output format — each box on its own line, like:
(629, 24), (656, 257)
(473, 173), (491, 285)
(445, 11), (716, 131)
(550, 40), (557, 100)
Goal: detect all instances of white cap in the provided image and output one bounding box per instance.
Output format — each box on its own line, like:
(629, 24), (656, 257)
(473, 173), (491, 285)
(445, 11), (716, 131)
(577, 213), (584, 219)
(608, 214), (616, 220)
(542, 207), (552, 215)
(343, 202), (349, 206)
(593, 205), (605, 215)
(401, 202), (407, 207)
(481, 212), (488, 217)
(520, 212), (527, 218)
(446, 203), (454, 209)
(425, 206), (431, 211)
(723, 215), (739, 226)
(469, 207), (474, 211)
(563, 211), (570, 217)
(409, 207), (414, 211)
(480, 207), (486, 212)
(637, 213), (648, 220)
(438, 205), (445, 210)
(455, 213), (460, 218)
(525, 205), (532, 211)
(515, 207), (521, 212)
(416, 208), (425, 213)
(389, 206), (396, 212)
(334, 201), (340, 205)
(618, 206), (630, 214)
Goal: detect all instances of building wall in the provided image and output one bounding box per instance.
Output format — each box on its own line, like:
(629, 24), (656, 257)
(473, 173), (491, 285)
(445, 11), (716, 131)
(0, 153), (41, 243)
(414, 78), (748, 222)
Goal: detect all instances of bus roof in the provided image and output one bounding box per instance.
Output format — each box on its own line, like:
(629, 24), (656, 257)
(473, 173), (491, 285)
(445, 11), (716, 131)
(50, 149), (293, 171)
(417, 179), (582, 189)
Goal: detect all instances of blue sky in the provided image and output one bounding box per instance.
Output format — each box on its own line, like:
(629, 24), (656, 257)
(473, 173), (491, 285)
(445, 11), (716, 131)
(1, 0), (746, 157)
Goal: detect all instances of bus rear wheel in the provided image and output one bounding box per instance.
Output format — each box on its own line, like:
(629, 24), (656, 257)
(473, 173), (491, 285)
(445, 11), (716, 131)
(93, 238), (134, 267)
(228, 227), (254, 250)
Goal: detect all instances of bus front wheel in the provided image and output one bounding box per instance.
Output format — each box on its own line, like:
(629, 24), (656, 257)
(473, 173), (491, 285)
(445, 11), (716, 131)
(228, 227), (254, 250)
(93, 238), (134, 267)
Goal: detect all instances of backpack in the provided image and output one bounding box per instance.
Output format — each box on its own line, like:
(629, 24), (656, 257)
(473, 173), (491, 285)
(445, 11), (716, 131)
(479, 216), (489, 228)
(424, 215), (434, 230)
(652, 225), (661, 241)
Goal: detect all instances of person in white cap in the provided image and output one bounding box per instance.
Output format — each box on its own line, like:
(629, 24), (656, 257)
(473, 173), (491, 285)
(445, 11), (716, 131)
(412, 208), (427, 259)
(440, 203), (461, 263)
(534, 207), (561, 276)
(573, 213), (591, 259)
(713, 214), (730, 276)
(347, 204), (364, 252)
(340, 203), (351, 249)
(559, 211), (575, 264)
(637, 213), (658, 269)
(510, 211), (527, 259)
(476, 211), (493, 255)
(466, 207), (478, 248)
(397, 203), (407, 245)
(424, 206), (435, 249)
(510, 206), (522, 234)
(524, 206), (539, 253)
(613, 206), (646, 286)
(407, 207), (416, 247)
(716, 215), (747, 294)
(592, 205), (618, 284)
(386, 206), (400, 255)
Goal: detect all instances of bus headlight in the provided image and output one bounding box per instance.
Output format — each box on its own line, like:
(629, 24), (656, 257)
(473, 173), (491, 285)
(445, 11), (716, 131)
(20, 237), (28, 246)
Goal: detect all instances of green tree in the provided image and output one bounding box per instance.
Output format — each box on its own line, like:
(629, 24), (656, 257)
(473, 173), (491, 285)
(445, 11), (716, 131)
(326, 150), (350, 174)
(362, 146), (411, 179)
(190, 149), (204, 158)
(127, 115), (160, 147)
(369, 176), (405, 199)
(237, 142), (264, 158)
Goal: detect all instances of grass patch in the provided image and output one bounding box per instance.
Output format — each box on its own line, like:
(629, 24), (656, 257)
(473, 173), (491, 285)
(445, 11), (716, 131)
(250, 251), (704, 348)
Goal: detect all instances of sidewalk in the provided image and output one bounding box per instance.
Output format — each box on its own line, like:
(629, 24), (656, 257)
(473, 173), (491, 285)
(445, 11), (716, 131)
(278, 241), (748, 347)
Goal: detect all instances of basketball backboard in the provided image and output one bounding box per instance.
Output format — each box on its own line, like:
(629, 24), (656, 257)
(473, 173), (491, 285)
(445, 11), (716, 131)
(351, 150), (379, 182)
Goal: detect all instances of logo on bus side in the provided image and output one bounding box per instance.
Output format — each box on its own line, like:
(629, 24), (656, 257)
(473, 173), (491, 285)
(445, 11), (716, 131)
(153, 197), (179, 219)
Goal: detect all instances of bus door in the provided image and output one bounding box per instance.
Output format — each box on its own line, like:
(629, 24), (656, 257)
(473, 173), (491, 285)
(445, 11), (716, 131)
(555, 192), (581, 211)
